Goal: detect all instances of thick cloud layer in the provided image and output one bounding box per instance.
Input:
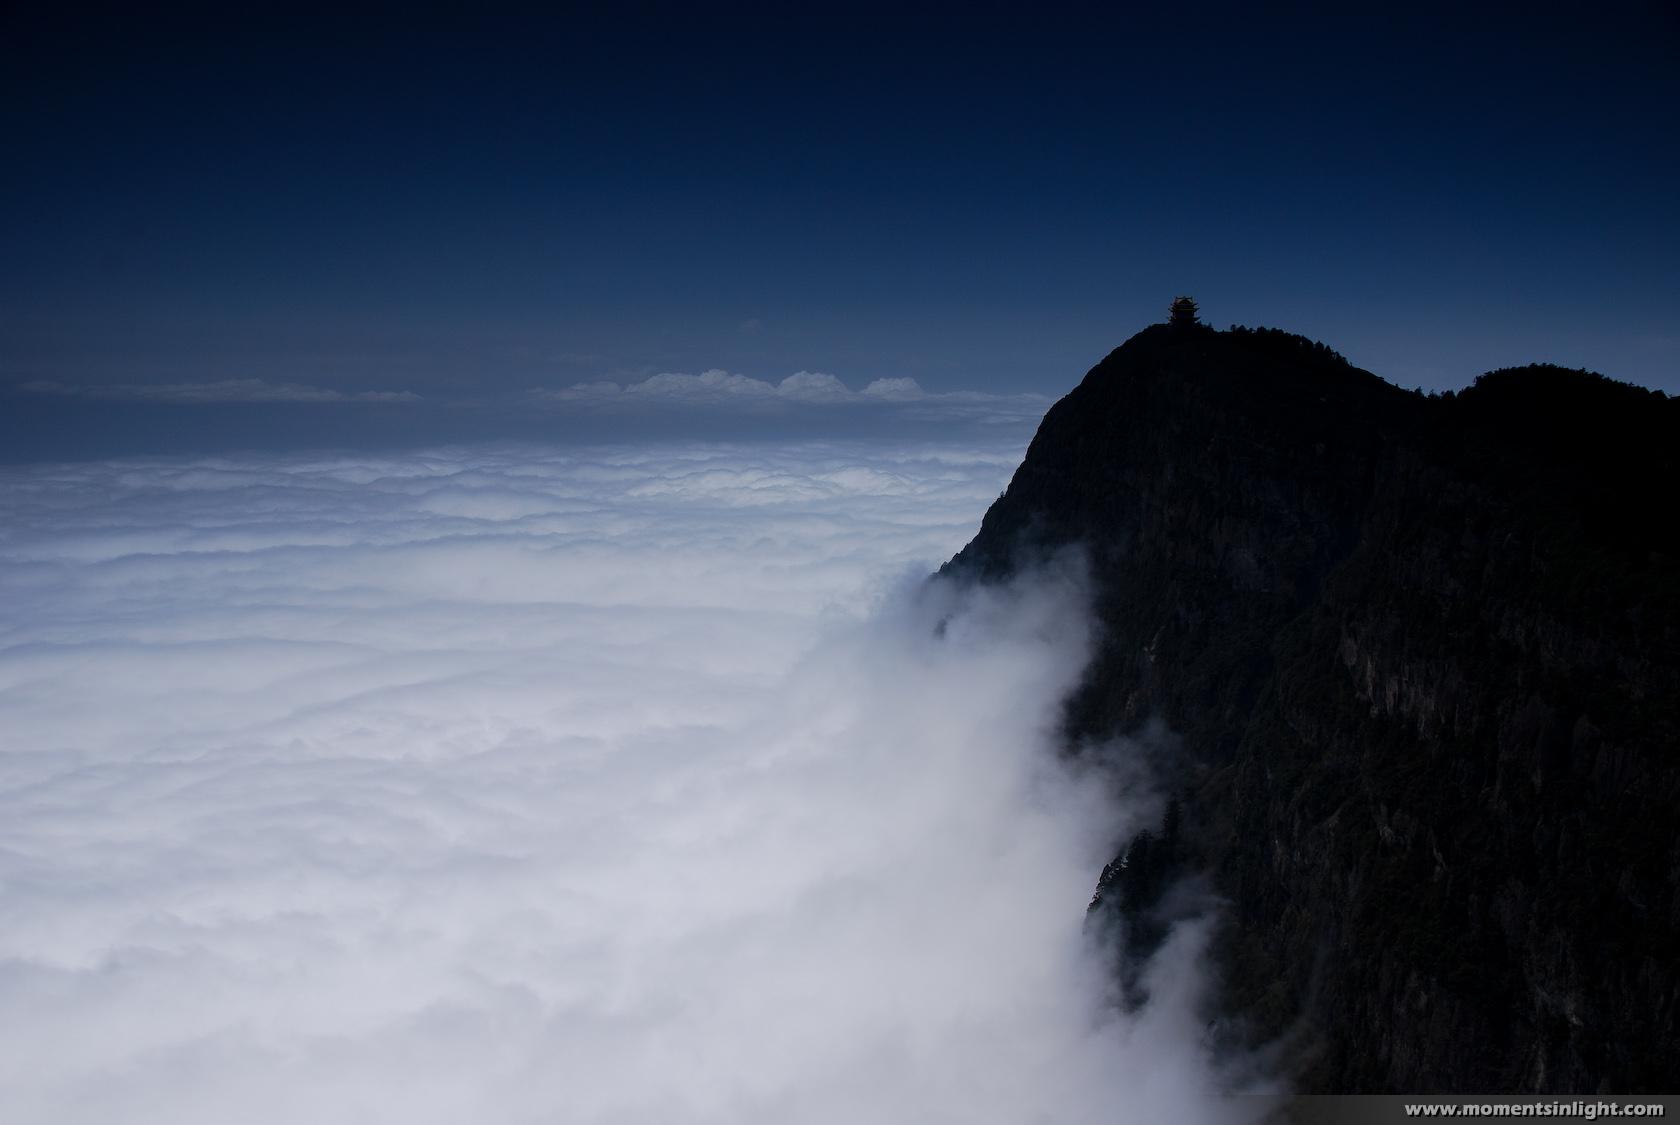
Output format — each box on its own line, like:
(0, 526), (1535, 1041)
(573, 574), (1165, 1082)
(0, 439), (1248, 1123)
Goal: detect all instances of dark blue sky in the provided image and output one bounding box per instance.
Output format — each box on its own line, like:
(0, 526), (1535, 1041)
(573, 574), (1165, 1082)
(3, 1), (1676, 455)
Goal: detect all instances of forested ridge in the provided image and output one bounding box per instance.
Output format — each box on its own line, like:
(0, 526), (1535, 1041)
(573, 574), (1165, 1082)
(943, 322), (1679, 1092)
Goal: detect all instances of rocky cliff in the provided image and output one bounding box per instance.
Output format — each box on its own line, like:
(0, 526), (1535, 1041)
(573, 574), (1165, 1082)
(942, 322), (1679, 1092)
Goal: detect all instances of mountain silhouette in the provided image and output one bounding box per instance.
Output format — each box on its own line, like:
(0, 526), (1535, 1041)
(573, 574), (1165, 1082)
(943, 319), (1679, 1092)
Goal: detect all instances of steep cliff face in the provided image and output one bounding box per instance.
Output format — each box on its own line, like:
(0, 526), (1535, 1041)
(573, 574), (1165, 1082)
(943, 324), (1679, 1093)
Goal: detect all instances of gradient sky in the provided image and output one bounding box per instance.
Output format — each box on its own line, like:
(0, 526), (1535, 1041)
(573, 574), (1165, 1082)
(3, 1), (1676, 455)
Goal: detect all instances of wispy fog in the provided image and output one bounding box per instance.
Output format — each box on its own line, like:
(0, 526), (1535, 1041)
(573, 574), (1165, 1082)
(0, 439), (1245, 1123)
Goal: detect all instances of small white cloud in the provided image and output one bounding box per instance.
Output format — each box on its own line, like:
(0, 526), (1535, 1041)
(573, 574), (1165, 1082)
(861, 377), (925, 401)
(776, 371), (852, 401)
(629, 369), (779, 398)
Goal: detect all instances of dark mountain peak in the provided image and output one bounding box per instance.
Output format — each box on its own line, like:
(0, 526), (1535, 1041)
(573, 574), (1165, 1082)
(1066, 322), (1399, 436)
(1464, 361), (1669, 404)
(943, 322), (1406, 584)
(1455, 363), (1678, 463)
(944, 323), (1679, 1093)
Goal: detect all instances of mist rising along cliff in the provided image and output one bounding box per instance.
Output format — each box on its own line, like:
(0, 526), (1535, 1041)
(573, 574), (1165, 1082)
(942, 319), (1679, 1093)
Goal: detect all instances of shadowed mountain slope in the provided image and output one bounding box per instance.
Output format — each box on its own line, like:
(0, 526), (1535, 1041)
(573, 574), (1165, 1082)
(943, 322), (1679, 1092)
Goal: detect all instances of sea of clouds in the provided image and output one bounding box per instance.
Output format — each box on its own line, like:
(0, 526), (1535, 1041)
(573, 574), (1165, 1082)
(0, 437), (1253, 1123)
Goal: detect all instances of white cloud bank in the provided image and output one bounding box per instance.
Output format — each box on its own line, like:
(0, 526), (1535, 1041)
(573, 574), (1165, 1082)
(0, 439), (1258, 1124)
